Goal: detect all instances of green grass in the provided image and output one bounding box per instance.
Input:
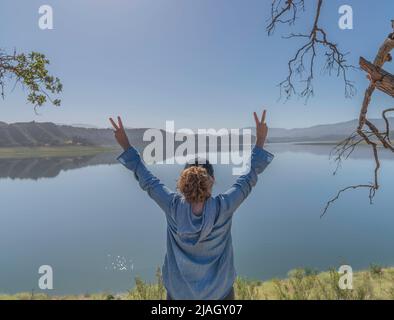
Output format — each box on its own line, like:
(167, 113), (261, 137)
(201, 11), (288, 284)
(2, 266), (394, 300)
(0, 146), (117, 159)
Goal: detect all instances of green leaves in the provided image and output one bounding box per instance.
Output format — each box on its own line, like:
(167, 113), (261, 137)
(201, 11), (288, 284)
(0, 50), (62, 107)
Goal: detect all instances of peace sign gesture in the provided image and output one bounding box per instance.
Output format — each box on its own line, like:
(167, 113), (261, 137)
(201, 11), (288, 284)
(253, 110), (268, 148)
(109, 116), (131, 151)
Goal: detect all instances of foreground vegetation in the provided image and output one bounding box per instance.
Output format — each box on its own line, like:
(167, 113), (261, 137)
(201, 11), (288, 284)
(0, 146), (116, 159)
(2, 265), (394, 300)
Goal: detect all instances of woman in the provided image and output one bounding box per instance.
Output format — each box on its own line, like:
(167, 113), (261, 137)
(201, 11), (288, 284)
(109, 110), (274, 300)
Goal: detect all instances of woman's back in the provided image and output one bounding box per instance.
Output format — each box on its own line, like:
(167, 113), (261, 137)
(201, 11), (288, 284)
(163, 196), (236, 299)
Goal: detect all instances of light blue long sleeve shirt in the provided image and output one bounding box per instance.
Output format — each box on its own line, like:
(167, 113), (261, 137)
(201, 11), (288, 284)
(117, 145), (274, 300)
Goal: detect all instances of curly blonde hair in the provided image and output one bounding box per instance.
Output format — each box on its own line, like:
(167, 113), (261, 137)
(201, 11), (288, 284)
(177, 166), (213, 203)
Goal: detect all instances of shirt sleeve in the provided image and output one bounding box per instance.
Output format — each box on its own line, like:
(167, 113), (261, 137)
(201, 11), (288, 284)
(215, 145), (274, 221)
(117, 147), (179, 216)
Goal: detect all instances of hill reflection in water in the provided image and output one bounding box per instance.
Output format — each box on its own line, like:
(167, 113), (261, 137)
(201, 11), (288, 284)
(0, 152), (118, 180)
(0, 144), (392, 180)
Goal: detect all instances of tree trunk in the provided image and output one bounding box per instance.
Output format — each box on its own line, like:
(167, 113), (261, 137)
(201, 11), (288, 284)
(358, 32), (394, 130)
(373, 35), (394, 67)
(359, 57), (394, 98)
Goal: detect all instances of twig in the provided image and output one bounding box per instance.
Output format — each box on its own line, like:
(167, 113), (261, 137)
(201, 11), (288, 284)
(267, 0), (355, 101)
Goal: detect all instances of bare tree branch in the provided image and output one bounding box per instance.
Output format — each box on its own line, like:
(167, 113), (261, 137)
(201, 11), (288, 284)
(268, 2), (394, 214)
(267, 0), (305, 36)
(382, 108), (394, 143)
(324, 23), (394, 215)
(267, 0), (355, 101)
(322, 184), (377, 218)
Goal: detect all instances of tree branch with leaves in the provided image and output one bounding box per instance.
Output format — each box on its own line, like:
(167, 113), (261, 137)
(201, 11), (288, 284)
(0, 49), (62, 109)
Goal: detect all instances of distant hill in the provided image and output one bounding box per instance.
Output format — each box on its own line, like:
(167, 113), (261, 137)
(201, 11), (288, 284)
(247, 118), (394, 143)
(0, 121), (166, 148)
(0, 121), (103, 147)
(0, 118), (393, 147)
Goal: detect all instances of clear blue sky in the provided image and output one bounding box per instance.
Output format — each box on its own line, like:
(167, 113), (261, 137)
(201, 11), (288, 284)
(0, 0), (393, 129)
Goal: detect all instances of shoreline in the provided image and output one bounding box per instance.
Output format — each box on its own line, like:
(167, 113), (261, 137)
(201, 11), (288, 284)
(1, 265), (393, 300)
(0, 146), (118, 159)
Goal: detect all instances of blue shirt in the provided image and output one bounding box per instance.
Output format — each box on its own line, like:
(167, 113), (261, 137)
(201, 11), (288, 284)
(117, 145), (274, 300)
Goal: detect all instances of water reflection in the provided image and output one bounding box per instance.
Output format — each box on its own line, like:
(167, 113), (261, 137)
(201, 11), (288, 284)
(0, 152), (118, 180)
(268, 143), (394, 159)
(0, 144), (392, 180)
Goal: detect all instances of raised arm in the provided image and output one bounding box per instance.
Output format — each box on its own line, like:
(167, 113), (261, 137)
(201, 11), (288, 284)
(110, 116), (178, 215)
(216, 110), (274, 219)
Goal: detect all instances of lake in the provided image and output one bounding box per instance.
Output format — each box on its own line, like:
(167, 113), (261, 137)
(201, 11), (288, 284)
(1, 143), (394, 295)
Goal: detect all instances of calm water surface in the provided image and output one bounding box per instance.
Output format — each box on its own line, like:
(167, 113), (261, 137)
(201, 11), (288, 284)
(1, 144), (394, 294)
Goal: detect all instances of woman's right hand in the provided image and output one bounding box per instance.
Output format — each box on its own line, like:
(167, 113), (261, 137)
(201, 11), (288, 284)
(109, 116), (131, 151)
(253, 110), (268, 148)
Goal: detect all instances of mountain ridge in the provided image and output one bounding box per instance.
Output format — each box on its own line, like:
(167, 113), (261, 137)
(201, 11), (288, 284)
(0, 118), (393, 147)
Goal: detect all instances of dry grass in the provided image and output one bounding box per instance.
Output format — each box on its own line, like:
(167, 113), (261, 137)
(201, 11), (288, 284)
(2, 266), (394, 300)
